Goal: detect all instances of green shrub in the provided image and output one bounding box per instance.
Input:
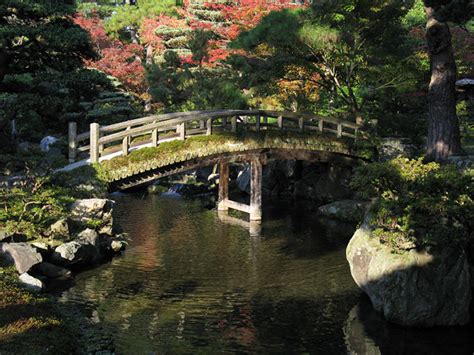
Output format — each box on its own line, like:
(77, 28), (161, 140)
(351, 157), (474, 250)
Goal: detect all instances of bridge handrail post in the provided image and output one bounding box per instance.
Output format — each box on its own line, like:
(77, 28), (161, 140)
(68, 121), (77, 163)
(122, 126), (131, 156)
(206, 118), (212, 135)
(255, 114), (260, 131)
(231, 116), (237, 133)
(151, 121), (158, 146)
(277, 115), (283, 130)
(90, 122), (100, 164)
(298, 117), (304, 132)
(318, 119), (323, 133)
(178, 122), (186, 140)
(337, 123), (342, 138)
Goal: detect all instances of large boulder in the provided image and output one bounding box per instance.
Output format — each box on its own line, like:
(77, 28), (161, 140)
(0, 243), (42, 274)
(70, 199), (114, 224)
(346, 227), (472, 326)
(50, 236), (101, 267)
(318, 200), (369, 222)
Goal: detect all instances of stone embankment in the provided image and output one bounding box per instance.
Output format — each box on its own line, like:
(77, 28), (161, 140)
(0, 198), (126, 291)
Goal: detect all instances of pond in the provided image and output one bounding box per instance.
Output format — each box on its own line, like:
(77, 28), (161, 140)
(58, 193), (474, 354)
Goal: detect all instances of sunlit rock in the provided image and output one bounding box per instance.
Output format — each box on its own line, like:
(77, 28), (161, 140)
(346, 227), (471, 326)
(0, 242), (42, 274)
(19, 272), (44, 291)
(70, 198), (114, 225)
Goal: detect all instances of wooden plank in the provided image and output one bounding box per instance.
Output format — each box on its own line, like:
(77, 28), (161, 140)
(324, 128), (338, 135)
(90, 123), (100, 164)
(224, 199), (251, 214)
(68, 122), (77, 163)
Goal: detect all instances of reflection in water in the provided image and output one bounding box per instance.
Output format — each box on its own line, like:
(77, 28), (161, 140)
(345, 296), (474, 355)
(58, 194), (474, 354)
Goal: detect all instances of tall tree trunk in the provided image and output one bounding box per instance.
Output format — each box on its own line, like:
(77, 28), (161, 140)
(425, 7), (462, 162)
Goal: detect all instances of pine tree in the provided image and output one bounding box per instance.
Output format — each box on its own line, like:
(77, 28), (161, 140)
(423, 0), (473, 161)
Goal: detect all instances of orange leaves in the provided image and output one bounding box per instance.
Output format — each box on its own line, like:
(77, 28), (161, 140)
(276, 65), (321, 105)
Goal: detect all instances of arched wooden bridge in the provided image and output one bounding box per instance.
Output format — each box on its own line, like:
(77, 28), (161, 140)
(66, 109), (363, 221)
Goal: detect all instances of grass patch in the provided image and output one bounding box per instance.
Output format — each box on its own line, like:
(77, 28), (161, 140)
(0, 267), (77, 355)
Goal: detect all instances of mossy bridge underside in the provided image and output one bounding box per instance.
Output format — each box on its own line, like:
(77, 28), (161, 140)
(96, 132), (362, 191)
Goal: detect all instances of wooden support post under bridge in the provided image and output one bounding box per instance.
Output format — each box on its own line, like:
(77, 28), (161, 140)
(217, 157), (263, 223)
(218, 161), (229, 211)
(250, 158), (262, 221)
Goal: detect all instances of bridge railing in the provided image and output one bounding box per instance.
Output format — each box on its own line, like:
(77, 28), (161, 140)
(67, 109), (361, 163)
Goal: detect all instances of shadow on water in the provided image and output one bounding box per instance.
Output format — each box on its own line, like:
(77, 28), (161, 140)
(345, 295), (474, 355)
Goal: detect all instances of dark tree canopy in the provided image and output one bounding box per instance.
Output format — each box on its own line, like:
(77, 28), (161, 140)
(0, 0), (94, 82)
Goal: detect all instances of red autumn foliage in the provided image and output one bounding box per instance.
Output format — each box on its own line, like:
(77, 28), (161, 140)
(74, 13), (147, 95)
(85, 44), (147, 94)
(73, 13), (117, 53)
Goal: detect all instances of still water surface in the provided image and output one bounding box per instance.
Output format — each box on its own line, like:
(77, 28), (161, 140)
(59, 193), (474, 354)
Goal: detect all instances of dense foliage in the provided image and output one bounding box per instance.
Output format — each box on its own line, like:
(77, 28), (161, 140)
(351, 157), (474, 249)
(0, 0), (94, 80)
